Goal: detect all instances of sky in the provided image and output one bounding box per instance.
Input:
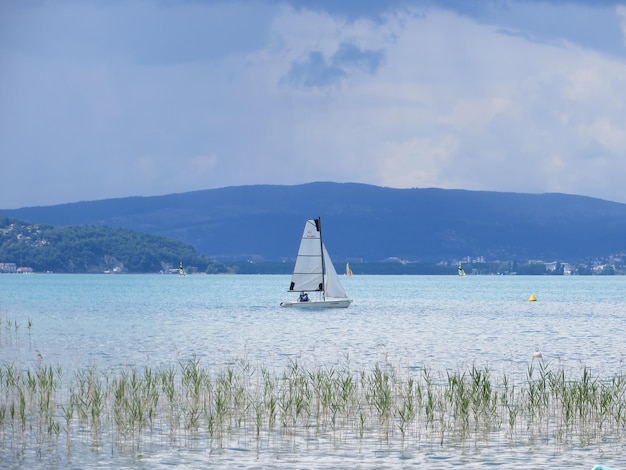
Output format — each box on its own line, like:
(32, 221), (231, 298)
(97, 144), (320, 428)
(2, 0), (626, 209)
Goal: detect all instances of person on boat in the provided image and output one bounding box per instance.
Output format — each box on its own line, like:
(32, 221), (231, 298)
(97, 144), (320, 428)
(299, 292), (309, 302)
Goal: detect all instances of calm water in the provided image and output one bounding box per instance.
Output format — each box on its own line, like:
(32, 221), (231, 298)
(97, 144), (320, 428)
(1, 273), (626, 468)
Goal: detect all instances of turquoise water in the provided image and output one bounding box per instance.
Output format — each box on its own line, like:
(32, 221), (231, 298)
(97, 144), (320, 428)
(1, 273), (626, 468)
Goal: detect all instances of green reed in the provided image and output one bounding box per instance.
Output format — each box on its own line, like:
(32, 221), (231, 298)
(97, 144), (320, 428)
(1, 357), (626, 458)
(0, 317), (35, 350)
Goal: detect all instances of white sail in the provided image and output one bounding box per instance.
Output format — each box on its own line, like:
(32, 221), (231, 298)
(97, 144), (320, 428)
(289, 219), (324, 292)
(322, 244), (348, 299)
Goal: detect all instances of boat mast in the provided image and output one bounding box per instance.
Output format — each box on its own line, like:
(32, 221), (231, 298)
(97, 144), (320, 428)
(315, 217), (325, 300)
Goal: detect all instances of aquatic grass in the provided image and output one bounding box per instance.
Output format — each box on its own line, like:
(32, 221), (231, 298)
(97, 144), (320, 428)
(14, 320), (20, 349)
(396, 376), (416, 441)
(0, 317), (34, 350)
(27, 319), (33, 350)
(1, 357), (626, 460)
(367, 362), (394, 439)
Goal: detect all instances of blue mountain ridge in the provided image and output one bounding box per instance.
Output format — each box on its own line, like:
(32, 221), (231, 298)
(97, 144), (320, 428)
(2, 182), (626, 262)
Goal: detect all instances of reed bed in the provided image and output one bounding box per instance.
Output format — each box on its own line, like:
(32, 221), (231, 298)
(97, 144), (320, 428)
(1, 354), (626, 459)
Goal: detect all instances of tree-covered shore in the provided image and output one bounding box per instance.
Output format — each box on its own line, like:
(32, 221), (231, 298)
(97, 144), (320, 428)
(0, 217), (231, 274)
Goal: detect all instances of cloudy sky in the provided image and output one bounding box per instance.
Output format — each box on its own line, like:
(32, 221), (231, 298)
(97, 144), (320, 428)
(2, 0), (626, 209)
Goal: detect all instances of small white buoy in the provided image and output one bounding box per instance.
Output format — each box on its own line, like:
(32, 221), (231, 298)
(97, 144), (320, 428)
(529, 294), (537, 301)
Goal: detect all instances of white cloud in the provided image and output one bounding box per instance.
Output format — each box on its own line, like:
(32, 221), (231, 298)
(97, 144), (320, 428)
(3, 1), (626, 208)
(583, 118), (626, 152)
(377, 135), (459, 188)
(259, 7), (626, 200)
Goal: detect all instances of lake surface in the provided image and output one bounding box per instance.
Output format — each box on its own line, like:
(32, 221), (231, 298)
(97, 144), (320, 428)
(1, 273), (625, 469)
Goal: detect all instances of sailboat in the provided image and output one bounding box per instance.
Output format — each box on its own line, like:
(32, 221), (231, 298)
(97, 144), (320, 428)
(346, 262), (353, 277)
(179, 261), (187, 276)
(458, 262), (466, 276)
(280, 218), (352, 308)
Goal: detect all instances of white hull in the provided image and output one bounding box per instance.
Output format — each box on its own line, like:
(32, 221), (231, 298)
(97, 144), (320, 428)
(280, 298), (352, 309)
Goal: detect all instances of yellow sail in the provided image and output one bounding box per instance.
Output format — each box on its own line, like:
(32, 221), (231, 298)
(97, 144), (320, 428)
(346, 262), (353, 277)
(458, 262), (466, 276)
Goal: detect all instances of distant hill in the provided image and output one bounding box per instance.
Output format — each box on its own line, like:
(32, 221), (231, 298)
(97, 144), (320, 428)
(2, 182), (626, 262)
(0, 217), (231, 274)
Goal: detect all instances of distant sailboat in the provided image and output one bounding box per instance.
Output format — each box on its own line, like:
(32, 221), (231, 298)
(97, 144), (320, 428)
(280, 218), (352, 308)
(346, 262), (353, 277)
(458, 262), (466, 276)
(179, 262), (187, 276)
